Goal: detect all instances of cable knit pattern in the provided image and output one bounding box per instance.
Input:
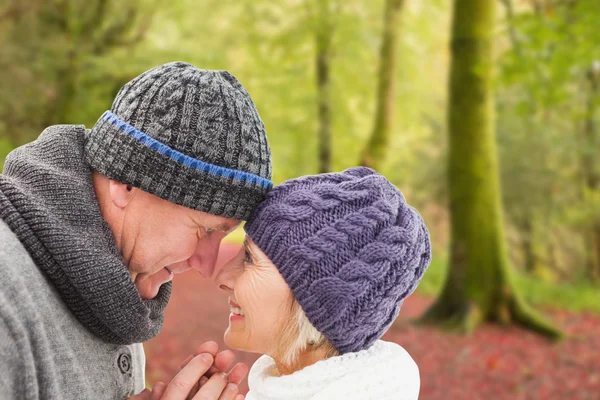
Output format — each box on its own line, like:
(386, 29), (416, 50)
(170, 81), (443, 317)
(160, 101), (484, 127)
(85, 62), (272, 220)
(245, 167), (431, 353)
(246, 340), (420, 400)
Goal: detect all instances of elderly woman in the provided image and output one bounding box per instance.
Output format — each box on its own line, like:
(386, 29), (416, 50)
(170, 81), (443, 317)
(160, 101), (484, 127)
(214, 166), (431, 400)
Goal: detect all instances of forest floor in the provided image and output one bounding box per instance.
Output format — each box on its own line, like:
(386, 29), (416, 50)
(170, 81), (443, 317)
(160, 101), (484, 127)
(144, 244), (600, 400)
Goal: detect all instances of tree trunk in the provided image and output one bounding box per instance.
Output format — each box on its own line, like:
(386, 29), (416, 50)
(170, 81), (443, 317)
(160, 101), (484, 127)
(521, 215), (537, 274)
(592, 226), (600, 282)
(419, 0), (561, 338)
(582, 65), (600, 282)
(315, 1), (333, 174)
(359, 0), (405, 170)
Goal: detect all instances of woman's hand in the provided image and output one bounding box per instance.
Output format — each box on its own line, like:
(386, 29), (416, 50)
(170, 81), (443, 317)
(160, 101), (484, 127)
(129, 341), (248, 400)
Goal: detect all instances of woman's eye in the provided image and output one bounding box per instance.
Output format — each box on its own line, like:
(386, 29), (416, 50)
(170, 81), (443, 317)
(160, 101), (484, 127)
(243, 251), (253, 265)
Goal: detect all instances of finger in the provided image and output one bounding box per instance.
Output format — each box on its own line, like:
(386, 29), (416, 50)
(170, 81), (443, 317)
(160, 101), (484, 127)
(181, 341), (219, 371)
(217, 383), (240, 400)
(186, 381), (200, 400)
(150, 382), (166, 400)
(162, 354), (214, 400)
(129, 388), (151, 399)
(205, 352), (241, 381)
(234, 394), (245, 400)
(191, 372), (228, 400)
(227, 363), (249, 385)
(193, 341), (219, 358)
(199, 376), (209, 387)
(204, 366), (219, 378)
(179, 355), (194, 371)
(214, 350), (236, 372)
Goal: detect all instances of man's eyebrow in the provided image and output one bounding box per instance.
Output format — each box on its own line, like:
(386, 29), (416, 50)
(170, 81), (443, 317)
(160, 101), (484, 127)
(216, 222), (239, 233)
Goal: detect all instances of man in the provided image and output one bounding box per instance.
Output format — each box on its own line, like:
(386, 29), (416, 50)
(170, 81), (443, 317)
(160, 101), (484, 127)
(0, 62), (272, 399)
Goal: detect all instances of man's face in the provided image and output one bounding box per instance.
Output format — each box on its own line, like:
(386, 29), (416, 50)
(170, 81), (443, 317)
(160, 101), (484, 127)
(99, 178), (240, 300)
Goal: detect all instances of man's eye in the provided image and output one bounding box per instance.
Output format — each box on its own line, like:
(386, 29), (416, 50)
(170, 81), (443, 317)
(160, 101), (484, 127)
(243, 251), (253, 264)
(197, 226), (211, 239)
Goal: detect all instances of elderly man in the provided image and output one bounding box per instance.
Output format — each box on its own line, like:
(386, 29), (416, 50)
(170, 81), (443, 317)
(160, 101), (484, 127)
(0, 62), (272, 399)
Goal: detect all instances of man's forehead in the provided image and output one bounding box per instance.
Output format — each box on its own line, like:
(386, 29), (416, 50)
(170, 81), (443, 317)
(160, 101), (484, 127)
(184, 207), (241, 232)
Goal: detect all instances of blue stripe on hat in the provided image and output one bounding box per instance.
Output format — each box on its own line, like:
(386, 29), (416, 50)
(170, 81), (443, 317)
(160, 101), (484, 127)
(100, 111), (273, 190)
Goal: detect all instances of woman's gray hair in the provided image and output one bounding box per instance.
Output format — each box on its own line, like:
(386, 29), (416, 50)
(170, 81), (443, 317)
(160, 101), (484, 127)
(275, 299), (339, 366)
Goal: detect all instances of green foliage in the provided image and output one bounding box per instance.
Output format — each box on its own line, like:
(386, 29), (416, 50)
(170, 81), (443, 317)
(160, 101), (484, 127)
(1, 0), (599, 302)
(0, 0), (160, 147)
(0, 137), (12, 169)
(497, 0), (600, 278)
(0, 0), (450, 184)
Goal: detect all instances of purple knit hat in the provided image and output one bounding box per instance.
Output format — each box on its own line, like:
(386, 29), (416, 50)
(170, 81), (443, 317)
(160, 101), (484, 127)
(244, 166), (431, 354)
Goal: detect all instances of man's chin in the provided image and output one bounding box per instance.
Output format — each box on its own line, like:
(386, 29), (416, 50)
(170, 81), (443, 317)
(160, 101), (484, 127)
(137, 283), (160, 300)
(136, 268), (173, 300)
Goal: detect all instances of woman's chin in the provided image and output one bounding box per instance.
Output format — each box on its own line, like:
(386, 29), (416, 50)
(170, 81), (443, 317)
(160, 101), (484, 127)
(223, 330), (238, 350)
(224, 330), (251, 353)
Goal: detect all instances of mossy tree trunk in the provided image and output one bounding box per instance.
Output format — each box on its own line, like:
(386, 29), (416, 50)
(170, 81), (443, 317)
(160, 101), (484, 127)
(359, 0), (405, 170)
(315, 0), (334, 173)
(583, 64), (600, 282)
(419, 0), (561, 338)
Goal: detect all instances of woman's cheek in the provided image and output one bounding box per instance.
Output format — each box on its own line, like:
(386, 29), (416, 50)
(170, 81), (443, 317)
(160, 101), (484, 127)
(239, 273), (269, 323)
(237, 276), (258, 317)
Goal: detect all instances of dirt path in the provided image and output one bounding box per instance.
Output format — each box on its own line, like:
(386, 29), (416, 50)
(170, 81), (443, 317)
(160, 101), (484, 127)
(144, 244), (600, 399)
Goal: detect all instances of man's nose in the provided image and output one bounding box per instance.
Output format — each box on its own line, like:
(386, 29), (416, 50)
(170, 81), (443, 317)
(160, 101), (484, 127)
(189, 236), (222, 278)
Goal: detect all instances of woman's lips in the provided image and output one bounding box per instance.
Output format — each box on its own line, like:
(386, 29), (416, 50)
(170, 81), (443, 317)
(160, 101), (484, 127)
(230, 313), (244, 322)
(229, 298), (245, 321)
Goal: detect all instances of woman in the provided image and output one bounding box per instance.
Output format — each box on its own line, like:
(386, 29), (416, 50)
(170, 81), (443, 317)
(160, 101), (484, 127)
(215, 166), (431, 399)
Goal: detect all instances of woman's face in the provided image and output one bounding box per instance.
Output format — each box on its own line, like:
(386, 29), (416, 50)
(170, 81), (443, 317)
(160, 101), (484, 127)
(215, 237), (293, 356)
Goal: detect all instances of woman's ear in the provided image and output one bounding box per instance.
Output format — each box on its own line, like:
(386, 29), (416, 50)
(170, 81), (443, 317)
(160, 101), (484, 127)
(108, 180), (135, 209)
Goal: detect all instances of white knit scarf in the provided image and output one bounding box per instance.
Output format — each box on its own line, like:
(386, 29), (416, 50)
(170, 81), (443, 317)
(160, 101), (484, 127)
(246, 340), (420, 400)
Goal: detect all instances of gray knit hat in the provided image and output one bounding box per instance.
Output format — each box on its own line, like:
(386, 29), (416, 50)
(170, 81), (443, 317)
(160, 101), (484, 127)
(85, 62), (272, 220)
(245, 167), (431, 353)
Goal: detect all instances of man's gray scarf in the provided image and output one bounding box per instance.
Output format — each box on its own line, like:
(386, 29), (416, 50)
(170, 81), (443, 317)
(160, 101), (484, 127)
(0, 125), (170, 344)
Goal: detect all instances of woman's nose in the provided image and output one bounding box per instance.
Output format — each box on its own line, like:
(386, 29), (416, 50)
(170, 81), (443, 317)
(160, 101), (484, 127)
(215, 257), (238, 293)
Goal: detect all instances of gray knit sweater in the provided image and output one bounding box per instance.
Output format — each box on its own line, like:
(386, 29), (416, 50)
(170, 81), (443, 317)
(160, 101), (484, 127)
(0, 220), (146, 399)
(0, 125), (169, 399)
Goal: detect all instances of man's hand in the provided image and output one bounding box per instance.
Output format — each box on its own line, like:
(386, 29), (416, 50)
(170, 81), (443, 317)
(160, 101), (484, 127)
(178, 340), (248, 398)
(128, 341), (248, 400)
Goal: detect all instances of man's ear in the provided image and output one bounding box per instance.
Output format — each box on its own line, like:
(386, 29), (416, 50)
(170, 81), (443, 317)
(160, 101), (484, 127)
(108, 180), (135, 209)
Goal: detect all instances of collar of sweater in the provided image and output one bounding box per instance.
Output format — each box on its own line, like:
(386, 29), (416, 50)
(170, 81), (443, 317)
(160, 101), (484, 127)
(0, 125), (170, 344)
(246, 340), (420, 400)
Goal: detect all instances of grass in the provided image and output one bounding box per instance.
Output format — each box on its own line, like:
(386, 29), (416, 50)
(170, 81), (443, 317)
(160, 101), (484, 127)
(417, 255), (600, 315)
